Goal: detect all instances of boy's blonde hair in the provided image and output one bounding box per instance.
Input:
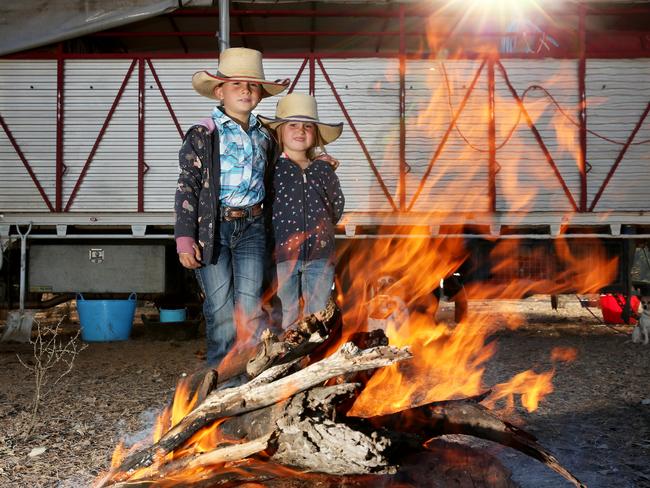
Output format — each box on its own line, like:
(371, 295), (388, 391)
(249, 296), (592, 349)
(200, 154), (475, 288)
(276, 123), (326, 161)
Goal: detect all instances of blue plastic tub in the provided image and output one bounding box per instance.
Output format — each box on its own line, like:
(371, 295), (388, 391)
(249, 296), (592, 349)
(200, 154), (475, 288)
(76, 293), (136, 342)
(159, 308), (187, 323)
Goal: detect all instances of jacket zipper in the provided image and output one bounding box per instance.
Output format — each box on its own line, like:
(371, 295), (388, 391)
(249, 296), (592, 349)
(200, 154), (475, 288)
(301, 170), (308, 262)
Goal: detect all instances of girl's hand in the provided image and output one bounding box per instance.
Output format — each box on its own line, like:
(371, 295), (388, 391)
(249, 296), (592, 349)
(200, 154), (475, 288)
(318, 153), (339, 170)
(179, 243), (202, 269)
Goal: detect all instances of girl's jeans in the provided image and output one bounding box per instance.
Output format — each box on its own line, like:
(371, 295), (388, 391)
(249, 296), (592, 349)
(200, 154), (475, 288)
(195, 215), (265, 367)
(275, 258), (335, 329)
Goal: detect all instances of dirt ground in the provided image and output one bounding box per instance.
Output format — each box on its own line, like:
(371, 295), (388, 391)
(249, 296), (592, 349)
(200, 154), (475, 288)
(0, 296), (648, 488)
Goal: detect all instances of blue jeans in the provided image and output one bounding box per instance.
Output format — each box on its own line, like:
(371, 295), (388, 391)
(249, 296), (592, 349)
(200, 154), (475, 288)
(195, 215), (265, 367)
(275, 258), (335, 329)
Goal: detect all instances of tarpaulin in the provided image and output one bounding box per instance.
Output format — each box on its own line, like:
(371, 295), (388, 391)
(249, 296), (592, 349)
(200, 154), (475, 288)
(0, 0), (201, 56)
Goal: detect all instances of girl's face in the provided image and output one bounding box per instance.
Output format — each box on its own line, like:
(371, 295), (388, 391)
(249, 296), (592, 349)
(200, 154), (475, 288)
(280, 122), (317, 154)
(214, 81), (262, 116)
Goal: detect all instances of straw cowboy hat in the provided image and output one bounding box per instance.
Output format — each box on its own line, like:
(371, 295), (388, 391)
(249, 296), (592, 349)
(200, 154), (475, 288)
(259, 93), (344, 145)
(192, 47), (289, 99)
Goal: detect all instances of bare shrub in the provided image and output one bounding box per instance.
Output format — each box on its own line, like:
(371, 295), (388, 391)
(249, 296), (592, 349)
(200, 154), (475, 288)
(17, 320), (87, 438)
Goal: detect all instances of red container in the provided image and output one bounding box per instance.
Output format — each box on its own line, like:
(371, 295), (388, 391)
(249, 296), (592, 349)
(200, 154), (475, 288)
(599, 294), (640, 324)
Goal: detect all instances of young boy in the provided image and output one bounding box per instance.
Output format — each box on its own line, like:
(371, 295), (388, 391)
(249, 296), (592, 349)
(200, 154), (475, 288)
(174, 48), (288, 366)
(260, 93), (345, 328)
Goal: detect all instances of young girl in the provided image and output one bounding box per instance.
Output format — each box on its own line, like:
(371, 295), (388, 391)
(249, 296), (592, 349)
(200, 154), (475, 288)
(260, 93), (345, 328)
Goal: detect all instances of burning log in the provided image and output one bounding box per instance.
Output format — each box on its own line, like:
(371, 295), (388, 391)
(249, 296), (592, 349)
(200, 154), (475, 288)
(109, 434), (275, 487)
(214, 297), (341, 385)
(362, 400), (586, 488)
(97, 314), (585, 488)
(98, 342), (411, 486)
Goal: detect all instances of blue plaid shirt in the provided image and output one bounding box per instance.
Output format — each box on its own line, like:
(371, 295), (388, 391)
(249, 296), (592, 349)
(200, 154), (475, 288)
(212, 107), (270, 207)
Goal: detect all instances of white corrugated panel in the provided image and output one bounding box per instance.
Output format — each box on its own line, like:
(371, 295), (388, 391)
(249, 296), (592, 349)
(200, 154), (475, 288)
(143, 58), (305, 211)
(63, 60), (138, 211)
(0, 60), (56, 211)
(7, 56), (650, 217)
(312, 59), (400, 212)
(496, 59), (580, 213)
(405, 59), (490, 212)
(146, 58), (402, 213)
(586, 59), (650, 211)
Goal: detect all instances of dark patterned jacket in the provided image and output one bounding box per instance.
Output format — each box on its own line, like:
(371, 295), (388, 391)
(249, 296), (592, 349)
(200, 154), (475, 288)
(269, 156), (345, 263)
(174, 117), (278, 266)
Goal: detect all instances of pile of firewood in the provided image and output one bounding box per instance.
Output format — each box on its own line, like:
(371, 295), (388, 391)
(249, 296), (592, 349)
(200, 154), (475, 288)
(96, 299), (585, 488)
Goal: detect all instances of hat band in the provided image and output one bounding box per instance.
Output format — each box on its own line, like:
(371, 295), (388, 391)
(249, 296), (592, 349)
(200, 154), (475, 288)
(279, 115), (319, 121)
(216, 71), (264, 81)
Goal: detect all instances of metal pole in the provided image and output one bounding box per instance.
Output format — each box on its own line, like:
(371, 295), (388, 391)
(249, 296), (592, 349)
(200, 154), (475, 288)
(219, 0), (230, 52)
(55, 43), (65, 212)
(578, 3), (587, 212)
(488, 58), (497, 212)
(16, 224), (32, 313)
(398, 5), (406, 211)
(138, 58), (145, 212)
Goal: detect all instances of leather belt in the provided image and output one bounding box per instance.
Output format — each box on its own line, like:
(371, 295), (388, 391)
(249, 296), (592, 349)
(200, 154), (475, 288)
(220, 203), (263, 221)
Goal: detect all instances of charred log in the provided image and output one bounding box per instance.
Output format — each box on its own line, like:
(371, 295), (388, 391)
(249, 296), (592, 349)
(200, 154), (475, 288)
(362, 400), (586, 488)
(100, 343), (412, 486)
(215, 297), (341, 385)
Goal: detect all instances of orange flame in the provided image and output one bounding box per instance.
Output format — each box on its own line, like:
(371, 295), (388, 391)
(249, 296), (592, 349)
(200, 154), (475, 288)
(485, 369), (555, 413)
(104, 9), (624, 482)
(551, 346), (578, 363)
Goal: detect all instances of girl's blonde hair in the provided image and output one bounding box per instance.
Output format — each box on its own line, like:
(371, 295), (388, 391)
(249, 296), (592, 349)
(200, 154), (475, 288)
(276, 122), (326, 160)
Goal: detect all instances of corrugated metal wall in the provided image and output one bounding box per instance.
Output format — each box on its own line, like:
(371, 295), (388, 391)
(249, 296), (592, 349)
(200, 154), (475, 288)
(496, 59), (580, 213)
(1, 57), (649, 215)
(0, 60), (56, 211)
(405, 59), (489, 212)
(586, 59), (650, 211)
(64, 60), (138, 211)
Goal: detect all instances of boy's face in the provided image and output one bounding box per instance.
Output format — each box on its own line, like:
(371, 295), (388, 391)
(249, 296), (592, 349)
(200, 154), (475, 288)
(215, 81), (262, 116)
(280, 122), (317, 154)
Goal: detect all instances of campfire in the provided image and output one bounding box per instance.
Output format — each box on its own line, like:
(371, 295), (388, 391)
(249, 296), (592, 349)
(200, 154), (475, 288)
(94, 232), (618, 487)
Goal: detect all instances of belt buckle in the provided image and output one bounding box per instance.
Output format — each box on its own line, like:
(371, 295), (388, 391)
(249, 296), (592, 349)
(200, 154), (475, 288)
(222, 206), (248, 221)
(221, 206), (233, 221)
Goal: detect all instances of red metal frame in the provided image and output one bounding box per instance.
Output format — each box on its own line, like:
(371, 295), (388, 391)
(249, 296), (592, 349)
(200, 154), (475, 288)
(496, 60), (579, 212)
(138, 58), (146, 212)
(398, 5), (407, 211)
(309, 56), (316, 96)
(589, 102), (650, 212)
(407, 60), (486, 212)
(578, 4), (588, 212)
(487, 59), (497, 213)
(147, 59), (184, 138)
(55, 44), (65, 212)
(2, 5), (649, 215)
(317, 58), (398, 212)
(288, 57), (308, 94)
(64, 59), (137, 211)
(0, 114), (55, 212)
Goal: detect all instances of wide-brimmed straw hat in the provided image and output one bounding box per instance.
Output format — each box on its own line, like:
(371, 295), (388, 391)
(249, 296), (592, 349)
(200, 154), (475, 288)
(258, 93), (343, 145)
(192, 47), (289, 100)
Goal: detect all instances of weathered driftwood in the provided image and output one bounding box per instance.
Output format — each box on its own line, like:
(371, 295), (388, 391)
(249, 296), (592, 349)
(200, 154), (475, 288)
(363, 400), (586, 488)
(194, 368), (219, 404)
(271, 386), (394, 475)
(246, 296), (341, 378)
(219, 383), (394, 475)
(216, 330), (392, 453)
(112, 433), (276, 486)
(100, 343), (412, 486)
(113, 443), (517, 488)
(216, 385), (584, 486)
(97, 359), (299, 487)
(216, 297), (341, 385)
